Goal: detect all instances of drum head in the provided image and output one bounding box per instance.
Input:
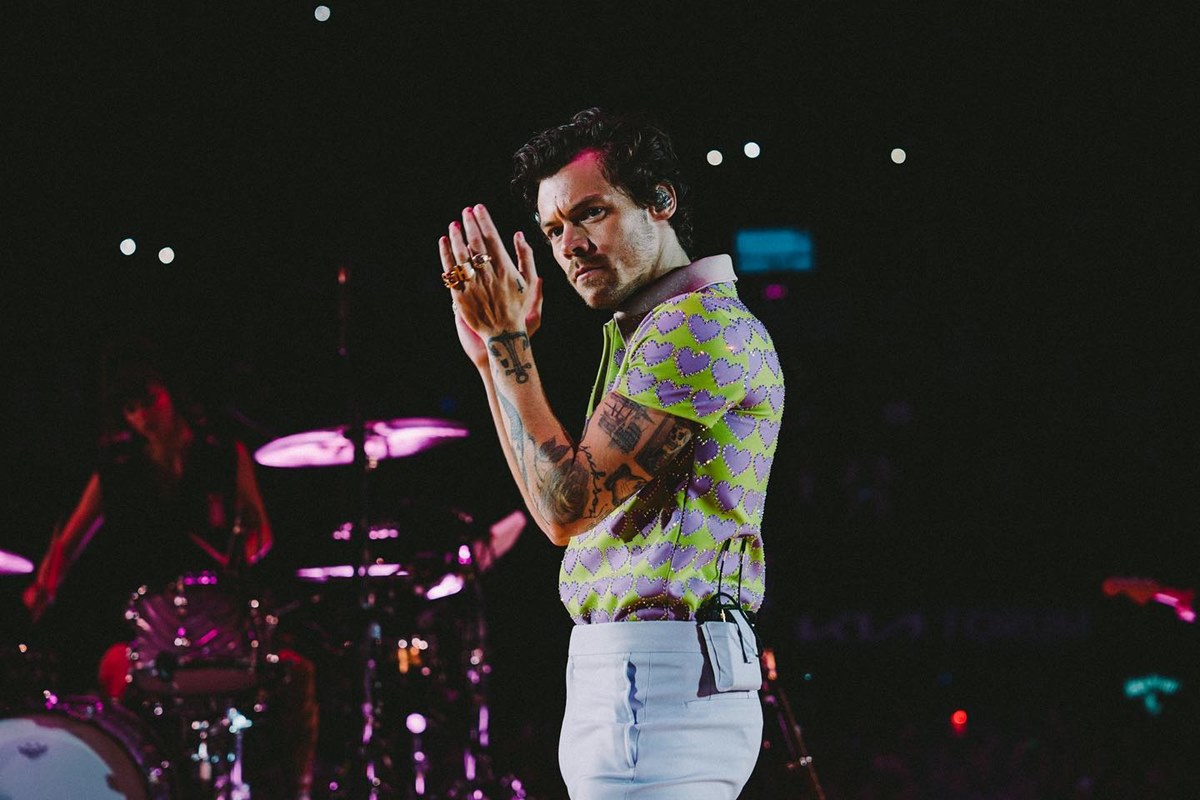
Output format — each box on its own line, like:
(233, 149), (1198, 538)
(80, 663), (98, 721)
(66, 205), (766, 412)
(0, 701), (171, 799)
(127, 573), (265, 696)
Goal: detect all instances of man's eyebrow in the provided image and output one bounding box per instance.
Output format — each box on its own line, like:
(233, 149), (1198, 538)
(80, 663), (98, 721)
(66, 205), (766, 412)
(541, 194), (606, 230)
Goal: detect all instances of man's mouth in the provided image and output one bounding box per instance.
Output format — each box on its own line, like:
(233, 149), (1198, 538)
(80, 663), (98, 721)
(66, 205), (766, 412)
(573, 259), (604, 280)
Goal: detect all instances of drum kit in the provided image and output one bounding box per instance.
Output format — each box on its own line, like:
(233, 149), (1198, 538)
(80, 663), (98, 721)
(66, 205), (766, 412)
(1, 415), (529, 800)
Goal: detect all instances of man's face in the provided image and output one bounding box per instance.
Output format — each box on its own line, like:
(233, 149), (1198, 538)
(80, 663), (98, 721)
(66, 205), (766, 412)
(536, 150), (665, 310)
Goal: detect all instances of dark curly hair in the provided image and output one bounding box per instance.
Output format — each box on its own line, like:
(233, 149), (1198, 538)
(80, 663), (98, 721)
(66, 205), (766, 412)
(511, 108), (693, 250)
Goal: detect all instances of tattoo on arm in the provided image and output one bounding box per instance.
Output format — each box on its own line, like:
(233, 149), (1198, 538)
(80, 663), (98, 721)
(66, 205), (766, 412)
(497, 393), (530, 485)
(488, 331), (533, 384)
(635, 418), (695, 474)
(532, 435), (599, 525)
(603, 463), (647, 506)
(596, 394), (653, 453)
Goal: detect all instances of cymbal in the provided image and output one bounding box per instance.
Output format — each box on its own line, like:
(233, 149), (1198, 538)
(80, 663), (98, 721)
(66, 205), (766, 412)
(0, 548), (33, 575)
(295, 563), (411, 583)
(254, 417), (468, 468)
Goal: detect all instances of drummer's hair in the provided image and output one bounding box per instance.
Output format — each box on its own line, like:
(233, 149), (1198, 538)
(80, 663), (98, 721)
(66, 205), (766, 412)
(510, 107), (692, 250)
(99, 344), (207, 438)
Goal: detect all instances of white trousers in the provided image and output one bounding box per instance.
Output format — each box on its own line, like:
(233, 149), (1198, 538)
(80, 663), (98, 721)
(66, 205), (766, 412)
(559, 621), (762, 800)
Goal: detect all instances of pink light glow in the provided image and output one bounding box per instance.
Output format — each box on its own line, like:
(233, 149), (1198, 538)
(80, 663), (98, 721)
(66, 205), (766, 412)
(0, 549), (33, 574)
(295, 563), (410, 582)
(425, 573), (465, 601)
(763, 283), (788, 301)
(255, 418), (468, 468)
(1155, 591), (1197, 623)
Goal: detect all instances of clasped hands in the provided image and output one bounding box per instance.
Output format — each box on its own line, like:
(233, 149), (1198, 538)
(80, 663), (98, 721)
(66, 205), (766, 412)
(439, 204), (543, 368)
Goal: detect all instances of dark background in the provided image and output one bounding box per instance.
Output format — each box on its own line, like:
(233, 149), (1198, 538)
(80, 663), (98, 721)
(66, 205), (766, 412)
(3, 3), (1198, 797)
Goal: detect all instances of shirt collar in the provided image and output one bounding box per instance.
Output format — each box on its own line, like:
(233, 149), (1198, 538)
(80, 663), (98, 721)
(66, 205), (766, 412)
(612, 254), (736, 339)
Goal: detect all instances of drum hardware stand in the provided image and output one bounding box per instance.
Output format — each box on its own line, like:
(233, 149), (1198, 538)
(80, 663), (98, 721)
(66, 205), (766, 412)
(759, 648), (826, 800)
(171, 700), (255, 799)
(333, 263), (395, 799)
(443, 558), (527, 800)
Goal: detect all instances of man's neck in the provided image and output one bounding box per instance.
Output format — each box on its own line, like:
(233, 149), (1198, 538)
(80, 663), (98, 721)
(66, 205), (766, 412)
(612, 254), (737, 339)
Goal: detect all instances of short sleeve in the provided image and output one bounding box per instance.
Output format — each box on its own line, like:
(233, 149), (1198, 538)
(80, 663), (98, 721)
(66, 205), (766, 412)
(613, 290), (749, 429)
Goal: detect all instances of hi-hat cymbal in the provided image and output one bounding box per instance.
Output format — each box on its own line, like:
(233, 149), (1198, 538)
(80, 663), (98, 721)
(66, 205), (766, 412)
(254, 417), (468, 468)
(0, 548), (33, 575)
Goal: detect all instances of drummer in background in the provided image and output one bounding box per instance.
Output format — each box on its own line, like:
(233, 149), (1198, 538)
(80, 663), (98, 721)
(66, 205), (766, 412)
(22, 358), (317, 800)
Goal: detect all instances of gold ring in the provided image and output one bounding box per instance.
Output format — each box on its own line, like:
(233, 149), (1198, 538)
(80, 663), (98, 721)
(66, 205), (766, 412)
(441, 262), (473, 290)
(470, 253), (492, 268)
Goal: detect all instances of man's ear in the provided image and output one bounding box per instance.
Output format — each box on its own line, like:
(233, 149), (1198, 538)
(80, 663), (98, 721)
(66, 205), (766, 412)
(649, 184), (677, 221)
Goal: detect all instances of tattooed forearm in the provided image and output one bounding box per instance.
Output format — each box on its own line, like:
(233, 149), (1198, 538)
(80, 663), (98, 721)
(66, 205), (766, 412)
(635, 419), (695, 474)
(497, 392), (531, 485)
(488, 331), (533, 384)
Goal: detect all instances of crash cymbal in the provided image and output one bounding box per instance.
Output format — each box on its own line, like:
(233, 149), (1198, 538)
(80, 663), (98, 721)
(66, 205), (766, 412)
(0, 549), (33, 575)
(254, 417), (468, 468)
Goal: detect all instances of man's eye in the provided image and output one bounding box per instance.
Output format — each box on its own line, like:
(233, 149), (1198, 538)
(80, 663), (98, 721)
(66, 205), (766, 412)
(546, 226), (563, 240)
(582, 207), (604, 220)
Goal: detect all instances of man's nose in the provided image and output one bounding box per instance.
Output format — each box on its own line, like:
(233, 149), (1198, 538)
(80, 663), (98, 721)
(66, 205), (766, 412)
(560, 223), (590, 258)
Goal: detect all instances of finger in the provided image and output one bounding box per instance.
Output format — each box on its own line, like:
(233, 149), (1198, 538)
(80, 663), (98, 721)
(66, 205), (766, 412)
(513, 230), (539, 286)
(532, 276), (545, 317)
(473, 205), (510, 275)
(460, 207), (494, 284)
(438, 235), (456, 273)
(461, 207), (486, 256)
(446, 220), (478, 289)
(447, 220), (471, 265)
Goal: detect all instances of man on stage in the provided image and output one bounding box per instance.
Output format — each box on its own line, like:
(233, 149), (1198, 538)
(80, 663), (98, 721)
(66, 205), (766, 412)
(441, 108), (784, 798)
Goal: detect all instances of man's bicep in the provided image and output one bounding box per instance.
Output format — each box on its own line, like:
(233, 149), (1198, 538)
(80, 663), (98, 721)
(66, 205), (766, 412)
(583, 391), (698, 501)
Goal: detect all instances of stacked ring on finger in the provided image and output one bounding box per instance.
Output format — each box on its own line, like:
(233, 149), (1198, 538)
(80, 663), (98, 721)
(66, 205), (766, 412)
(470, 253), (492, 269)
(442, 262), (474, 290)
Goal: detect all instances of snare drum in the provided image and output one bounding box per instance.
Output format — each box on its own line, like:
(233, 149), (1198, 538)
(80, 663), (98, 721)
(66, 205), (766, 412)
(126, 572), (271, 696)
(0, 696), (177, 799)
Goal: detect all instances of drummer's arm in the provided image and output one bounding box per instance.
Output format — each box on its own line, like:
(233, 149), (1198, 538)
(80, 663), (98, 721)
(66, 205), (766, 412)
(234, 442), (273, 564)
(23, 472), (104, 619)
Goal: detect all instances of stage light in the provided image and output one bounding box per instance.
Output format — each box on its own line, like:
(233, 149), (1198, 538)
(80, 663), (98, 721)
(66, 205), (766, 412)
(763, 283), (788, 301)
(743, 141), (761, 159)
(951, 709), (968, 726)
(158, 247), (175, 264)
(406, 713), (428, 734)
(314, 5), (331, 21)
(119, 238), (137, 256)
(706, 149), (724, 166)
(735, 227), (814, 273)
(891, 148), (907, 164)
(1125, 674), (1181, 716)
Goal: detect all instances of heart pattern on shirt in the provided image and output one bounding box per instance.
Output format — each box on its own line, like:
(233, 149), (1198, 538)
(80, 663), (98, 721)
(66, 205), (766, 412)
(675, 347), (711, 377)
(654, 310), (686, 334)
(562, 285), (782, 623)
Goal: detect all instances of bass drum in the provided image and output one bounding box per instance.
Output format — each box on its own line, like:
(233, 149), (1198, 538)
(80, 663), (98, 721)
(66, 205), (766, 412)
(0, 697), (178, 800)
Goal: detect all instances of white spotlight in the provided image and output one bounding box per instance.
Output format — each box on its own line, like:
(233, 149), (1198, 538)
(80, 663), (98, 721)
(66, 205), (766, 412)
(119, 238), (137, 256)
(158, 246), (176, 265)
(314, 5), (331, 22)
(706, 149), (724, 166)
(743, 142), (761, 159)
(891, 148), (907, 164)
